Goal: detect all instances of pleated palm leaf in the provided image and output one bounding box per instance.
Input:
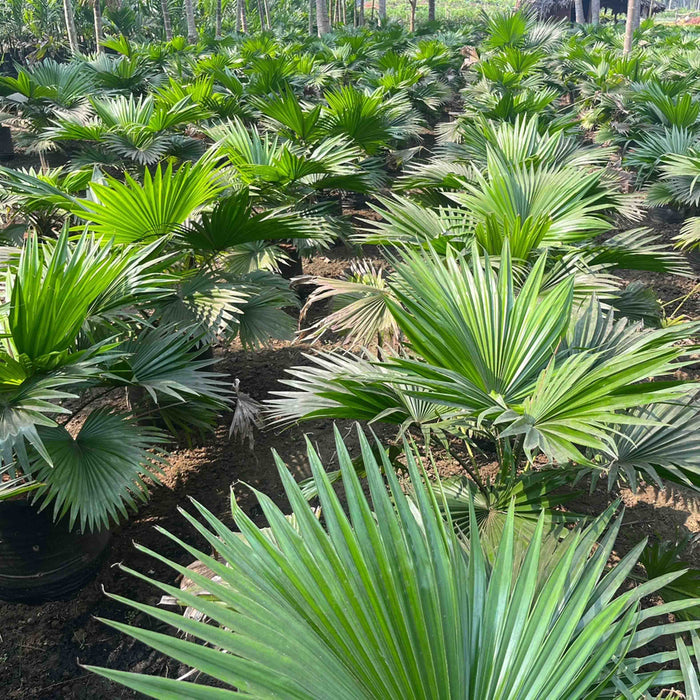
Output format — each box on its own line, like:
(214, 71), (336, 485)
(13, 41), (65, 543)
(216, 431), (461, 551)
(596, 402), (700, 491)
(0, 59), (94, 157)
(44, 94), (207, 167)
(270, 244), (697, 481)
(648, 150), (700, 250)
(0, 228), (231, 530)
(320, 85), (423, 156)
(73, 158), (224, 243)
(208, 118), (373, 206)
(87, 428), (699, 698)
(400, 115), (612, 194)
(361, 149), (688, 280)
(299, 259), (399, 346)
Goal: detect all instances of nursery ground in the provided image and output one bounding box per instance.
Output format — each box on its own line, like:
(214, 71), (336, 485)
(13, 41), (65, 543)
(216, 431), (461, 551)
(0, 232), (698, 700)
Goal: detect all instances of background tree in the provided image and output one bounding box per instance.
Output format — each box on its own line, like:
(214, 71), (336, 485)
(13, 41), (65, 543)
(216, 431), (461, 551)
(63, 0), (79, 54)
(238, 0), (248, 32)
(93, 0), (102, 52)
(408, 0), (417, 30)
(574, 0), (585, 23)
(591, 0), (600, 23)
(316, 0), (330, 35)
(185, 0), (198, 43)
(624, 0), (640, 54)
(161, 0), (173, 40)
(215, 0), (222, 38)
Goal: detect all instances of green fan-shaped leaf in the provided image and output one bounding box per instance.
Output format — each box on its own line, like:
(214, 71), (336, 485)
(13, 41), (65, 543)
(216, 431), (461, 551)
(87, 427), (699, 698)
(31, 409), (167, 531)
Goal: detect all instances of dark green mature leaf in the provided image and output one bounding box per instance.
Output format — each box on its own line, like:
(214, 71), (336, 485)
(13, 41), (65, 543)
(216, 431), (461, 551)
(31, 409), (167, 531)
(180, 190), (326, 254)
(639, 536), (700, 621)
(438, 469), (580, 558)
(113, 324), (231, 407)
(601, 402), (700, 490)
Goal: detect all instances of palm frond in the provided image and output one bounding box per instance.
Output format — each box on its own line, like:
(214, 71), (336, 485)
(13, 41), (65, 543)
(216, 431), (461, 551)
(74, 159), (224, 243)
(31, 410), (166, 532)
(87, 428), (699, 698)
(299, 260), (399, 346)
(599, 402), (700, 491)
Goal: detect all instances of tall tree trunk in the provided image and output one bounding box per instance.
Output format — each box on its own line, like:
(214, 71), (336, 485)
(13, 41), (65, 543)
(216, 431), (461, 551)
(623, 0), (639, 54)
(408, 0), (416, 31)
(215, 0), (222, 37)
(263, 0), (271, 27)
(316, 0), (330, 34)
(359, 0), (364, 24)
(63, 0), (79, 54)
(309, 0), (315, 33)
(161, 0), (173, 40)
(184, 0), (198, 42)
(256, 0), (266, 28)
(574, 0), (585, 23)
(428, 0), (435, 21)
(93, 0), (103, 52)
(590, 0), (600, 23)
(378, 0), (386, 24)
(240, 0), (248, 31)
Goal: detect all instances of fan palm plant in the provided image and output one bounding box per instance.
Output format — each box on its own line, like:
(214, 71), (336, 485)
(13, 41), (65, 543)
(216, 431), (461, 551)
(87, 428), (700, 698)
(270, 245), (699, 539)
(208, 116), (374, 207)
(358, 136), (688, 317)
(0, 156), (317, 349)
(83, 52), (162, 93)
(647, 150), (700, 250)
(0, 59), (94, 165)
(0, 165), (93, 238)
(0, 227), (232, 531)
(320, 85), (423, 156)
(43, 93), (208, 167)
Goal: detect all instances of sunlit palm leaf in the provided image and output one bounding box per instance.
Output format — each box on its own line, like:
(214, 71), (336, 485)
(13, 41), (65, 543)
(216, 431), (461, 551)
(87, 428), (699, 698)
(74, 159), (224, 243)
(600, 402), (700, 490)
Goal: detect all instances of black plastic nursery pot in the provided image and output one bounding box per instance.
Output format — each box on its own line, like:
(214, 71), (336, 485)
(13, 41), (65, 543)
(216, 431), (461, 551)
(0, 499), (111, 603)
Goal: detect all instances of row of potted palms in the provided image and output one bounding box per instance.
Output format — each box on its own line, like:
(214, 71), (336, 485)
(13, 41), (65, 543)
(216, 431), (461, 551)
(0, 9), (698, 696)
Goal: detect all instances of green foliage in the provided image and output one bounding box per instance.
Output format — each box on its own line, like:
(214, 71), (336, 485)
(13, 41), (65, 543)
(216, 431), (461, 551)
(274, 245), (695, 473)
(74, 159), (224, 242)
(639, 534), (700, 622)
(87, 429), (699, 698)
(32, 410), (167, 531)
